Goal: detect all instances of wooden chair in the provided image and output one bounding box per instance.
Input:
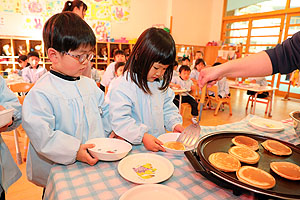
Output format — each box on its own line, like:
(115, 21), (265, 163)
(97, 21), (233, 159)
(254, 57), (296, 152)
(9, 83), (34, 164)
(205, 85), (232, 116)
(246, 92), (271, 115)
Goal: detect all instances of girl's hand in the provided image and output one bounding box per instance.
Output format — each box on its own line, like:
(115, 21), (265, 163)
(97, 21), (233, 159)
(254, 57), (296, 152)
(142, 133), (166, 152)
(173, 124), (184, 133)
(76, 144), (99, 166)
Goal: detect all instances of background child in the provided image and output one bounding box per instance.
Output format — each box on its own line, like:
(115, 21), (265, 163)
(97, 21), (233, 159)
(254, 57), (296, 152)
(172, 65), (199, 123)
(0, 76), (22, 200)
(192, 50), (204, 66)
(105, 62), (125, 103)
(212, 62), (231, 98)
(21, 51), (47, 83)
(179, 57), (190, 70)
(171, 61), (179, 83)
(190, 58), (206, 83)
(108, 27), (184, 152)
(100, 49), (126, 92)
(90, 64), (101, 83)
(247, 77), (269, 98)
(15, 55), (29, 77)
(22, 12), (111, 189)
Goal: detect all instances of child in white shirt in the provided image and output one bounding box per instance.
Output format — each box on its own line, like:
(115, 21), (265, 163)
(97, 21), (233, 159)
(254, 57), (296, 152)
(22, 51), (47, 83)
(190, 58), (206, 83)
(22, 12), (111, 188)
(108, 27), (184, 152)
(172, 65), (199, 123)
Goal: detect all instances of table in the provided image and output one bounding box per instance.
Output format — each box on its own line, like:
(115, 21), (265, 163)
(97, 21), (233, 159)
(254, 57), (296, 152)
(44, 115), (300, 200)
(228, 81), (278, 116)
(172, 88), (188, 112)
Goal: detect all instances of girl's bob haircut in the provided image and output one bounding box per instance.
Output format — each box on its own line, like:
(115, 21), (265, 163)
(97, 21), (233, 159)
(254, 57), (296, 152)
(125, 27), (176, 94)
(43, 12), (96, 54)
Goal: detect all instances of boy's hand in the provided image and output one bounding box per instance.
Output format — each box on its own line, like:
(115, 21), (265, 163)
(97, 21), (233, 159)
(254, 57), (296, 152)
(173, 124), (184, 133)
(142, 133), (166, 152)
(109, 131), (125, 140)
(76, 144), (99, 166)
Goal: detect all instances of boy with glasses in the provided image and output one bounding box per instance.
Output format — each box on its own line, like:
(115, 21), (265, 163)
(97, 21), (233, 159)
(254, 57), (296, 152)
(22, 12), (111, 190)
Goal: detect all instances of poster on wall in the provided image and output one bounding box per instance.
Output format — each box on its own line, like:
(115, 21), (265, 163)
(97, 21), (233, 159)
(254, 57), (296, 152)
(0, 0), (131, 40)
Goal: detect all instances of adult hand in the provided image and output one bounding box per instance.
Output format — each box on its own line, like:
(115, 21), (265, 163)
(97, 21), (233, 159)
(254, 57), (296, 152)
(198, 67), (220, 89)
(76, 143), (99, 165)
(142, 133), (166, 152)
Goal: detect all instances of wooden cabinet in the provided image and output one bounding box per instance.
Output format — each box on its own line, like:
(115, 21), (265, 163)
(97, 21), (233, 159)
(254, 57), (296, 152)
(95, 42), (134, 70)
(175, 44), (205, 66)
(0, 36), (134, 71)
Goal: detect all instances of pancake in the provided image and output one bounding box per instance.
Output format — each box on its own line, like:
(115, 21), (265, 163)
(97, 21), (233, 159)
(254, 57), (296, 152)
(163, 141), (185, 150)
(228, 146), (260, 164)
(236, 166), (276, 189)
(232, 135), (259, 151)
(261, 139), (292, 156)
(270, 162), (300, 180)
(208, 152), (241, 172)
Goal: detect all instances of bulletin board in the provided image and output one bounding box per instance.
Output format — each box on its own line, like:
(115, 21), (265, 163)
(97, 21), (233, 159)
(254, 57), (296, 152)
(0, 0), (131, 40)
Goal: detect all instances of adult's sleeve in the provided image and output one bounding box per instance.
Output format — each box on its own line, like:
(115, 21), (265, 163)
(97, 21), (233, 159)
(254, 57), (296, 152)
(265, 31), (300, 74)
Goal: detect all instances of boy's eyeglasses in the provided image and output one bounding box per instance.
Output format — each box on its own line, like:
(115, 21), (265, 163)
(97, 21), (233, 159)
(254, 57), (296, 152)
(63, 52), (94, 64)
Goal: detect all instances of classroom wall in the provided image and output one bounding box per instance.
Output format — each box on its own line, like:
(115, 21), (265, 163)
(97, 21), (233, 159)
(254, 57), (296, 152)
(0, 0), (224, 46)
(110, 0), (172, 40)
(170, 0), (223, 45)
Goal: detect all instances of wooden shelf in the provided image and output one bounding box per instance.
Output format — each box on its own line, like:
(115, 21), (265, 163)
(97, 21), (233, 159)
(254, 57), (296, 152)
(0, 36), (135, 71)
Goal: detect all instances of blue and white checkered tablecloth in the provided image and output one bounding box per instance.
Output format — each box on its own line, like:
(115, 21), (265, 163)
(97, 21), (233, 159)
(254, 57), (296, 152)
(44, 115), (300, 200)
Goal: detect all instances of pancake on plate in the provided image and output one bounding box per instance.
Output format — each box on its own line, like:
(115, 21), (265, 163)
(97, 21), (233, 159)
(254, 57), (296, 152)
(208, 152), (241, 172)
(236, 166), (276, 189)
(163, 141), (185, 150)
(228, 146), (260, 164)
(261, 139), (292, 156)
(270, 162), (300, 180)
(232, 135), (259, 151)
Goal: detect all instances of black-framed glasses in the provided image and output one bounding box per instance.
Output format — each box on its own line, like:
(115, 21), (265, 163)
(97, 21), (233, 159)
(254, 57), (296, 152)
(64, 52), (94, 64)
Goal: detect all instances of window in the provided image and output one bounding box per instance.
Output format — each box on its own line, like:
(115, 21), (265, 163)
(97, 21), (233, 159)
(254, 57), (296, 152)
(226, 0), (287, 17)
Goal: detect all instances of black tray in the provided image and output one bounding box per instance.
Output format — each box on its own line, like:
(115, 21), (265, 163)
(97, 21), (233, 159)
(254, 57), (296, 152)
(185, 132), (300, 200)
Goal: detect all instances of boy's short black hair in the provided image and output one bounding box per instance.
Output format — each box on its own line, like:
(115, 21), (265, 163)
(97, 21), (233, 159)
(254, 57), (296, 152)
(179, 65), (191, 73)
(18, 55), (27, 62)
(27, 51), (40, 59)
(43, 12), (96, 53)
(115, 62), (125, 72)
(114, 49), (125, 58)
(182, 57), (190, 62)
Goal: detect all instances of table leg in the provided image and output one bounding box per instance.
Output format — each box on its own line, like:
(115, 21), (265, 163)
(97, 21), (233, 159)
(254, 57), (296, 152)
(268, 90), (274, 117)
(179, 94), (182, 113)
(13, 129), (23, 165)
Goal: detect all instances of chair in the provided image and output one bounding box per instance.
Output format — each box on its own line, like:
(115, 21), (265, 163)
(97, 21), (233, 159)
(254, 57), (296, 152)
(246, 92), (271, 115)
(9, 83), (34, 164)
(205, 85), (232, 116)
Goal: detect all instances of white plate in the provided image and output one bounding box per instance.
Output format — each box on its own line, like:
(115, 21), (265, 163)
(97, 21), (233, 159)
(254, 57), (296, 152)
(158, 133), (194, 154)
(119, 184), (187, 200)
(248, 117), (284, 132)
(118, 153), (174, 184)
(0, 108), (14, 128)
